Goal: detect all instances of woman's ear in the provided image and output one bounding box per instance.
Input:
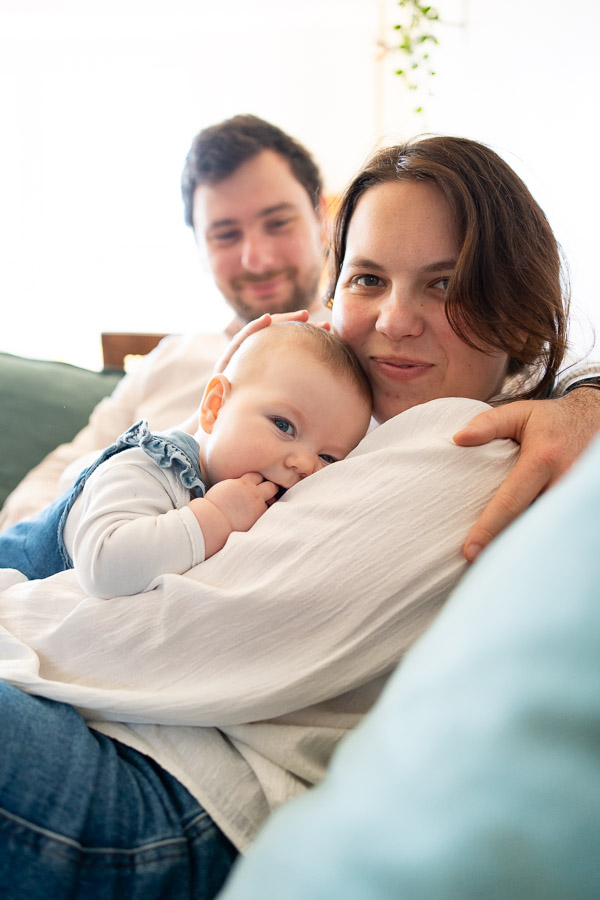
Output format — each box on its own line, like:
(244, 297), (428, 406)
(199, 374), (231, 433)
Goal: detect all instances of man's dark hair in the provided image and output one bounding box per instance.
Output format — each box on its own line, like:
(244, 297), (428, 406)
(181, 114), (323, 228)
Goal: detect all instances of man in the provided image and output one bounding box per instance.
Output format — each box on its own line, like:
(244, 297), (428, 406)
(181, 115), (326, 328)
(1, 113), (599, 560)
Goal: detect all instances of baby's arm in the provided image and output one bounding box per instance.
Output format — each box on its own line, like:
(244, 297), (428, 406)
(188, 473), (279, 558)
(69, 453), (278, 598)
(68, 451), (209, 598)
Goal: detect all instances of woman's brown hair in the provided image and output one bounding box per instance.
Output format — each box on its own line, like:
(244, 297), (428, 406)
(326, 136), (570, 400)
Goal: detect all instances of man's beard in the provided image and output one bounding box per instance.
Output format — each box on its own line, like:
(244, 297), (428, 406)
(226, 265), (322, 322)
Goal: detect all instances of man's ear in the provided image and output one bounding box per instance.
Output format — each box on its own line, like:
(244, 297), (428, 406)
(317, 195), (330, 248)
(199, 374), (231, 433)
(193, 230), (211, 273)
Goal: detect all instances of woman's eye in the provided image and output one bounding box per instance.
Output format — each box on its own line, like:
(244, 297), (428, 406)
(273, 417), (295, 436)
(432, 276), (450, 291)
(319, 454), (337, 465)
(354, 274), (382, 287)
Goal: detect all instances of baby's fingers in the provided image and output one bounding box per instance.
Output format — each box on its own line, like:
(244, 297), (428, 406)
(258, 480), (279, 502)
(239, 472), (279, 503)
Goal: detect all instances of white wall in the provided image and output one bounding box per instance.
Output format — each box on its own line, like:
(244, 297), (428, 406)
(1, 0), (598, 369)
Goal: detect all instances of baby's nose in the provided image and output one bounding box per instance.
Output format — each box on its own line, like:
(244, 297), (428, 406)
(286, 448), (318, 478)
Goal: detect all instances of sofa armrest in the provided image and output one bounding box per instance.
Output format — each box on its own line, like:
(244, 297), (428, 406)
(0, 352), (123, 509)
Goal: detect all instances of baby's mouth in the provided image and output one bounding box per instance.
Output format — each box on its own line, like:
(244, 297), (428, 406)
(266, 484), (287, 508)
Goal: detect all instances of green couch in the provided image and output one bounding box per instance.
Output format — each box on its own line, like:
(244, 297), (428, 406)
(0, 352), (123, 509)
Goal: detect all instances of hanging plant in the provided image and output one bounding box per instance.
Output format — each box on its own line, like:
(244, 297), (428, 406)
(392, 0), (440, 113)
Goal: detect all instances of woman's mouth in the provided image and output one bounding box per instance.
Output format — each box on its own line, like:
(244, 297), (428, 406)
(371, 357), (433, 381)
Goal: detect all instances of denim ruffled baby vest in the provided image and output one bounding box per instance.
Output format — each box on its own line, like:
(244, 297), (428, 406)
(0, 420), (206, 581)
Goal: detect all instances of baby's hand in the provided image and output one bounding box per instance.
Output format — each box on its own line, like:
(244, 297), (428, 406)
(205, 473), (278, 531)
(188, 473), (278, 559)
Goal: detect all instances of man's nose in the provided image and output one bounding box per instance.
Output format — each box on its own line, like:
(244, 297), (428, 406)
(240, 233), (275, 273)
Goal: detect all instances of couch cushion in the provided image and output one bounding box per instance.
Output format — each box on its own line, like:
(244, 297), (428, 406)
(0, 352), (122, 508)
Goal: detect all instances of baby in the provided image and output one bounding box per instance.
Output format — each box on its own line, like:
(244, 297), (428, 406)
(0, 323), (372, 597)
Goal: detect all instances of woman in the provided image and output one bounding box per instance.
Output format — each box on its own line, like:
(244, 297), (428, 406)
(326, 135), (567, 414)
(0, 137), (576, 899)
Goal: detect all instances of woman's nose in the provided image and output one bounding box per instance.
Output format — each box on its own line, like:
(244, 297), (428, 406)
(240, 233), (275, 273)
(376, 288), (425, 339)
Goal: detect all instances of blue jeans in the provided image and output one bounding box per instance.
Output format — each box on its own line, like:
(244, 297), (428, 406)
(0, 683), (238, 899)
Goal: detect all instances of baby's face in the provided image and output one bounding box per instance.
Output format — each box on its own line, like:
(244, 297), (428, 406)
(201, 345), (371, 491)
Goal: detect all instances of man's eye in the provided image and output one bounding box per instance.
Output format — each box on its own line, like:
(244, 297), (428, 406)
(432, 276), (450, 291)
(267, 217), (293, 232)
(354, 275), (382, 287)
(210, 231), (240, 245)
(272, 417), (295, 436)
(319, 454), (337, 465)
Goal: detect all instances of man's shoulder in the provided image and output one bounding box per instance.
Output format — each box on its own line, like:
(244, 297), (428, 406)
(149, 330), (229, 364)
(137, 330), (229, 384)
(115, 330), (230, 428)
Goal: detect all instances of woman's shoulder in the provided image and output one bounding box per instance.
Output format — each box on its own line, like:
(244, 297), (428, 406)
(361, 398), (492, 451)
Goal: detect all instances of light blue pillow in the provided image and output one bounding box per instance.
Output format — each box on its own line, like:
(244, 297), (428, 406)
(221, 434), (600, 899)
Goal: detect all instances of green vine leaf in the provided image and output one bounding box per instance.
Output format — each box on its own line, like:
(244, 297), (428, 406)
(391, 0), (441, 112)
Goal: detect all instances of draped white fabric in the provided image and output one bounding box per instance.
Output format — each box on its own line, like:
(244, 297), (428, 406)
(0, 397), (518, 728)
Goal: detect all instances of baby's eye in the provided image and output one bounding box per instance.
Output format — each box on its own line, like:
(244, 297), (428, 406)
(431, 276), (450, 291)
(354, 274), (383, 287)
(319, 454), (337, 465)
(272, 417), (296, 436)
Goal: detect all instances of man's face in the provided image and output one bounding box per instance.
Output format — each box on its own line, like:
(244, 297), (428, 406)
(192, 150), (325, 321)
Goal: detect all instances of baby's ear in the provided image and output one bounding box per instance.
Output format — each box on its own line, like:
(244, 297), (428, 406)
(199, 374), (231, 433)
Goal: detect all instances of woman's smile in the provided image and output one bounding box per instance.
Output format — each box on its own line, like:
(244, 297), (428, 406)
(370, 356), (434, 381)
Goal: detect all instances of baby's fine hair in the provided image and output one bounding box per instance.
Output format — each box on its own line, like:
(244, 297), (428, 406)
(230, 322), (373, 406)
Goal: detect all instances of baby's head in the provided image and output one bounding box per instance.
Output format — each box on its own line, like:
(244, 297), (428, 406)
(196, 322), (372, 491)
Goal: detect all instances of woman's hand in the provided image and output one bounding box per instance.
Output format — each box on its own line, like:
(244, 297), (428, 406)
(454, 388), (600, 562)
(212, 310), (331, 373)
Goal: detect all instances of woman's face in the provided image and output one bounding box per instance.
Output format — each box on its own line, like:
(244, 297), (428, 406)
(332, 180), (509, 423)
